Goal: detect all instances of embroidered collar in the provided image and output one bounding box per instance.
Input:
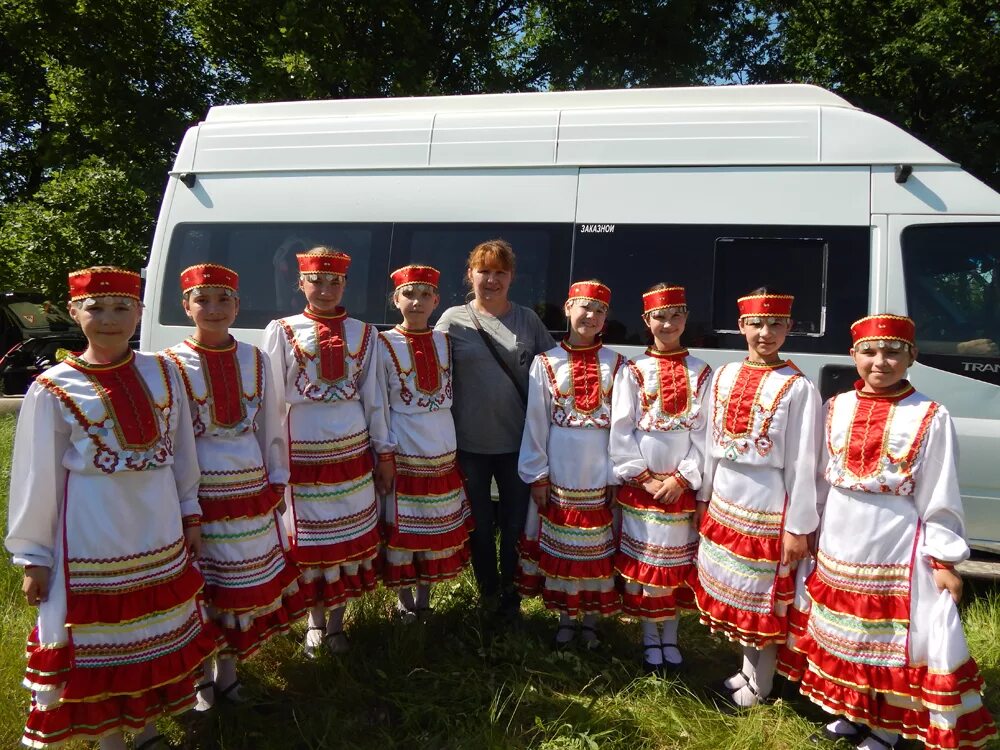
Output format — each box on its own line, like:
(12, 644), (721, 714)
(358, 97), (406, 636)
(395, 325), (433, 336)
(561, 339), (602, 353)
(854, 379), (915, 402)
(65, 350), (135, 372)
(304, 306), (347, 322)
(742, 358), (786, 371)
(646, 347), (688, 360)
(185, 335), (236, 353)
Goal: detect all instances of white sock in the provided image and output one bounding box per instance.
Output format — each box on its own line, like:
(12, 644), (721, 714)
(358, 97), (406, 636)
(753, 645), (777, 697)
(857, 729), (898, 750)
(825, 718), (862, 737)
(581, 613), (600, 644)
(99, 733), (128, 750)
(305, 607), (325, 648)
(326, 605), (346, 636)
(307, 607), (325, 629)
(556, 613), (576, 644)
(731, 645), (777, 706)
(193, 659), (215, 712)
(660, 618), (682, 664)
(642, 620), (663, 665)
(415, 584), (431, 609)
(215, 656), (241, 701)
(397, 587), (415, 612)
(724, 646), (757, 690)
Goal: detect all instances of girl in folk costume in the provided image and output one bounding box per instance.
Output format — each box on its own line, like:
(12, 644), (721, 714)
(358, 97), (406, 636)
(163, 264), (305, 710)
(517, 281), (626, 649)
(5, 268), (219, 750)
(377, 265), (473, 619)
(695, 289), (821, 707)
(609, 284), (711, 672)
(262, 247), (393, 657)
(777, 315), (997, 750)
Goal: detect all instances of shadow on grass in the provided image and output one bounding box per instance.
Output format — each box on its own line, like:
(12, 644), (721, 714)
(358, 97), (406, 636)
(166, 577), (785, 750)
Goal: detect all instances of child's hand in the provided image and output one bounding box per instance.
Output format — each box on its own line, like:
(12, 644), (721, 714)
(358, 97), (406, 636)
(933, 566), (963, 604)
(781, 531), (809, 566)
(271, 483), (288, 514)
(22, 566), (50, 606)
(605, 485), (618, 505)
(642, 477), (665, 498)
(807, 531), (818, 555)
(651, 475), (684, 504)
(695, 501), (709, 530)
(185, 526), (203, 560)
(531, 483), (549, 509)
(374, 461), (396, 496)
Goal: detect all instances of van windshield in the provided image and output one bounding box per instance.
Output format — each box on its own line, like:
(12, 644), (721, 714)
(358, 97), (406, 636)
(902, 223), (1000, 360)
(5, 300), (76, 331)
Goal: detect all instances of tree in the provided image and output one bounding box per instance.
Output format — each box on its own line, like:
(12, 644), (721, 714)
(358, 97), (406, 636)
(0, 158), (150, 301)
(0, 0), (218, 205)
(184, 0), (529, 101)
(757, 0), (1000, 191)
(518, 1), (774, 89)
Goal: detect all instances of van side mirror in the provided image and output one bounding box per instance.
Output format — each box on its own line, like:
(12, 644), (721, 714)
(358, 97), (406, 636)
(179, 172), (196, 188)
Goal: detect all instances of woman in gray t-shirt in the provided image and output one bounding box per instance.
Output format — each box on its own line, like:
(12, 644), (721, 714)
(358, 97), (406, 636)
(435, 239), (554, 621)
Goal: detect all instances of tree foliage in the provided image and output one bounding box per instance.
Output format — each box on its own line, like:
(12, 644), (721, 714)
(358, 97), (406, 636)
(519, 1), (774, 89)
(0, 158), (149, 301)
(0, 0), (997, 300)
(185, 0), (529, 101)
(758, 0), (1000, 189)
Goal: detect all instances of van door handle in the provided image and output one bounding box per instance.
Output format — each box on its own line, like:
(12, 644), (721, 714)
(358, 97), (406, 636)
(819, 364), (857, 402)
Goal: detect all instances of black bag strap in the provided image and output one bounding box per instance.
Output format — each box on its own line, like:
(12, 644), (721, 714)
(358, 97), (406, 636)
(466, 303), (529, 407)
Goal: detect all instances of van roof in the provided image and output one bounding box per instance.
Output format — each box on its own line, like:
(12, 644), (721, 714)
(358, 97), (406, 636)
(183, 83), (953, 172)
(204, 83), (856, 121)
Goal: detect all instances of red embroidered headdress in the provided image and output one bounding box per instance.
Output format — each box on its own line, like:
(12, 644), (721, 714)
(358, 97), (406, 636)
(851, 314), (915, 347)
(390, 265), (440, 290)
(567, 281), (611, 306)
(68, 267), (141, 302)
(180, 263), (239, 294)
(737, 293), (794, 319)
(643, 286), (686, 313)
(297, 250), (351, 275)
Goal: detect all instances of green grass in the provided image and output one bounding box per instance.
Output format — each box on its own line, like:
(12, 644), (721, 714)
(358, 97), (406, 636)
(0, 411), (997, 749)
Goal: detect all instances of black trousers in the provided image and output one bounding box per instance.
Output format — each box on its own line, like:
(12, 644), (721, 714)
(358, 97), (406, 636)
(457, 450), (530, 605)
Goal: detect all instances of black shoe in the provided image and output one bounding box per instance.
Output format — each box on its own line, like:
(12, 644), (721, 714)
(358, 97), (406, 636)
(641, 644), (663, 674)
(552, 624), (577, 650)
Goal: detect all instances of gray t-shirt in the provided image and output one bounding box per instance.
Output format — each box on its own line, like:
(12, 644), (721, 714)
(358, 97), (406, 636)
(436, 303), (556, 454)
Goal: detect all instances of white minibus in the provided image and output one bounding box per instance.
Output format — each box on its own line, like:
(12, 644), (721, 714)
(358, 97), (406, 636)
(141, 84), (1000, 552)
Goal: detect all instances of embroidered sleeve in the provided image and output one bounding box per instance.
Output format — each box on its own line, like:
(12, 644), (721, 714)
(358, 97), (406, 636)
(609, 361), (648, 482)
(781, 377), (821, 535)
(915, 407), (969, 564)
(361, 324), (394, 455)
(258, 347), (290, 486)
(5, 383), (70, 568)
(518, 355), (553, 484)
(165, 359), (202, 520)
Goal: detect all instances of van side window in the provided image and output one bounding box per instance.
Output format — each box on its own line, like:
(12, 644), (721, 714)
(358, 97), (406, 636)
(389, 223), (573, 330)
(712, 237), (826, 336)
(571, 223), (869, 354)
(902, 223), (1000, 361)
(159, 223), (392, 328)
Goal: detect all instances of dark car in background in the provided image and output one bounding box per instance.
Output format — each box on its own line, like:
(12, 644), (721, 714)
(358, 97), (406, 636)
(0, 291), (85, 395)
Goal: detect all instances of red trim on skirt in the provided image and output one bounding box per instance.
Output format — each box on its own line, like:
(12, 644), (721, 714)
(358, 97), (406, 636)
(290, 451), (374, 485)
(200, 484), (283, 523)
(382, 546), (470, 587)
(23, 677), (197, 748)
(65, 564), (204, 626)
